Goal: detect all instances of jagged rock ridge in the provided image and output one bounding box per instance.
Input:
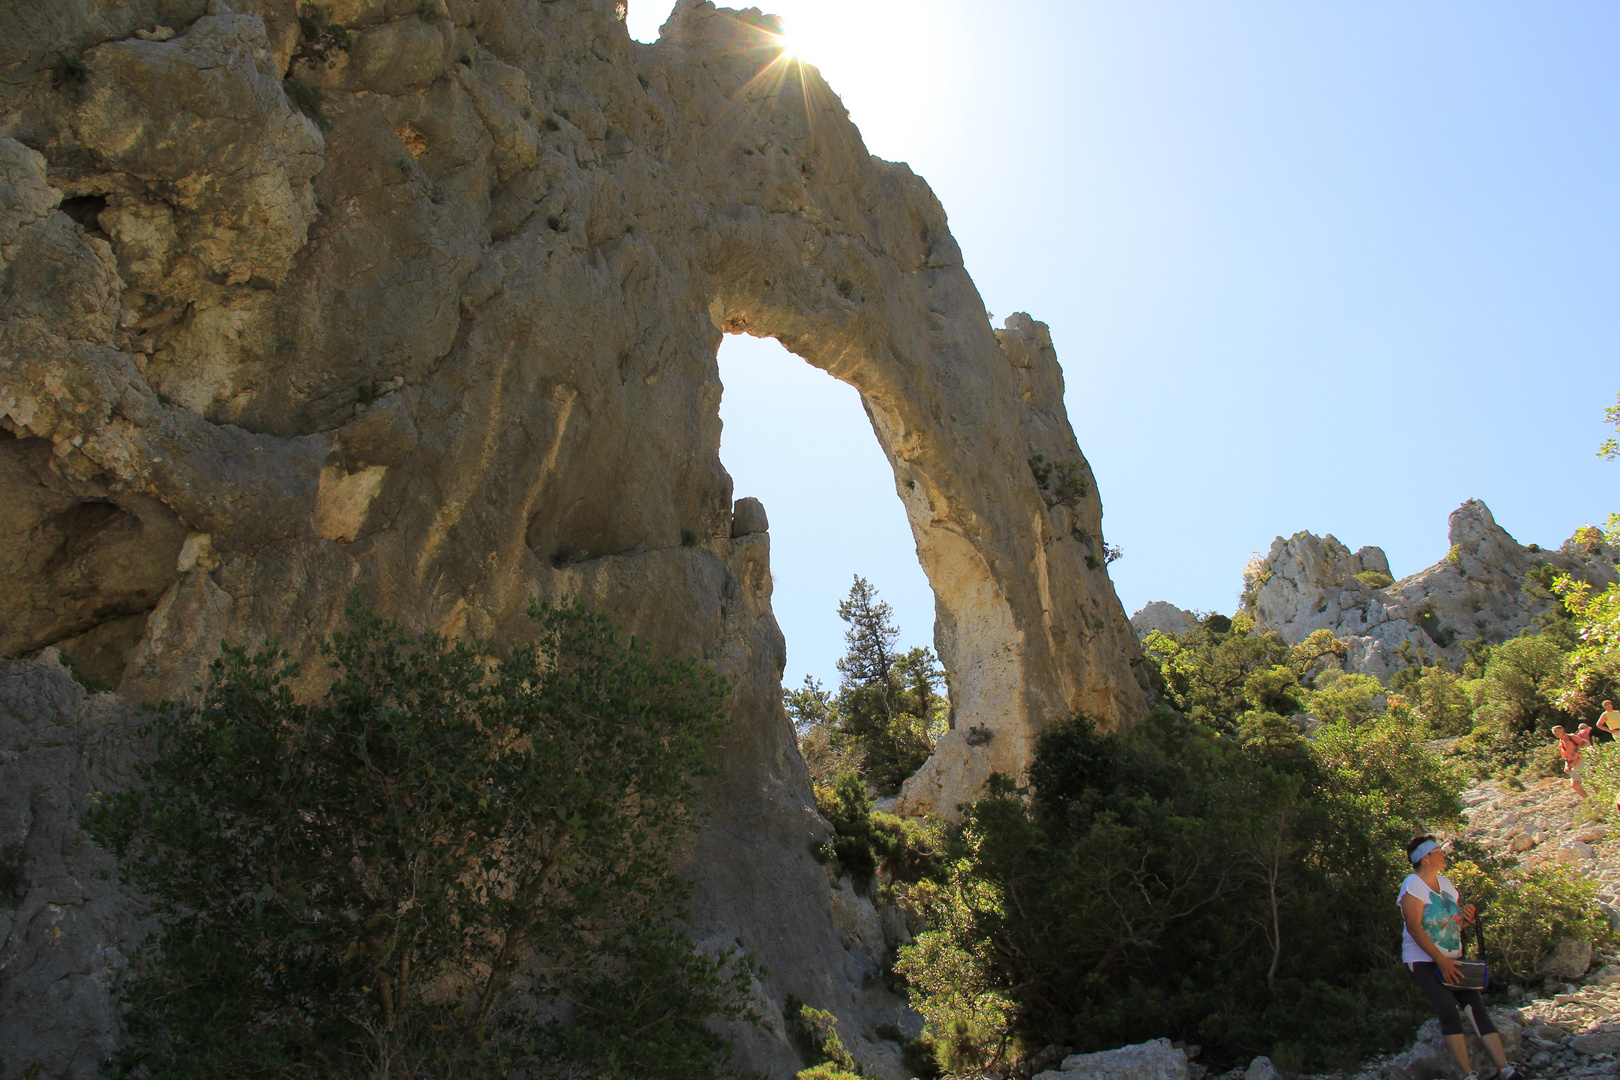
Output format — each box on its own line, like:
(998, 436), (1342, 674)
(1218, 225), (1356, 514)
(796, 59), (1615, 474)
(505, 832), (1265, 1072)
(1131, 500), (1618, 683)
(0, 1), (1146, 1074)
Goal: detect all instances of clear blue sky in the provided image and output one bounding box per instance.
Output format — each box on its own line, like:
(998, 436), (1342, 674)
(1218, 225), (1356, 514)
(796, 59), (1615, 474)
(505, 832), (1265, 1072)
(630, 1), (1620, 693)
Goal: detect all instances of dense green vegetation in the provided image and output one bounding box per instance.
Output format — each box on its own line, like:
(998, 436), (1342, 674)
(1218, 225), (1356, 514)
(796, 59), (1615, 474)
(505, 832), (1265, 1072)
(886, 612), (1616, 1075)
(798, 447), (1620, 1077)
(87, 598), (753, 1080)
(897, 625), (1465, 1075)
(786, 576), (947, 794)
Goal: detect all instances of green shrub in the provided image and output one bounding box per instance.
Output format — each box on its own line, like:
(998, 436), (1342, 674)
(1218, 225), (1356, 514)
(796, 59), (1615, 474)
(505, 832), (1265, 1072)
(812, 771), (943, 893)
(786, 997), (857, 1073)
(869, 811), (944, 893)
(1552, 569), (1620, 714)
(57, 651), (114, 694)
(788, 577), (943, 795)
(291, 3), (351, 69)
(1579, 740), (1620, 812)
(1389, 666), (1475, 736)
(1354, 570), (1395, 590)
(86, 596), (752, 1079)
(892, 869), (1018, 1075)
(282, 77), (327, 127)
(1473, 633), (1572, 746)
(815, 771), (881, 886)
(51, 50), (89, 88)
(1306, 669), (1382, 726)
(1240, 554), (1274, 612)
(1415, 609), (1458, 649)
(795, 1067), (862, 1080)
(1027, 453), (1088, 509)
(1448, 858), (1613, 982)
(1140, 620), (1340, 732)
(901, 1036), (942, 1079)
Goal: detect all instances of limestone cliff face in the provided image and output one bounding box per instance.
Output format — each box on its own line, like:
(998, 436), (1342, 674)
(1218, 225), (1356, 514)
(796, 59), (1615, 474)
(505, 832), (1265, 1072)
(0, 1), (1144, 1074)
(0, 659), (149, 1080)
(1249, 500), (1617, 679)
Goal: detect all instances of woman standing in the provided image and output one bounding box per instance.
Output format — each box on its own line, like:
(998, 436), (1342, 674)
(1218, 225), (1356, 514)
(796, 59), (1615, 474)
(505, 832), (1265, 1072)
(1399, 835), (1520, 1080)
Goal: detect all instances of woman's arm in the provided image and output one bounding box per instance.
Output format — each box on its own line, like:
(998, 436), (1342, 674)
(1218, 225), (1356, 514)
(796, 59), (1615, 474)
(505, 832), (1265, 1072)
(1401, 891), (1464, 984)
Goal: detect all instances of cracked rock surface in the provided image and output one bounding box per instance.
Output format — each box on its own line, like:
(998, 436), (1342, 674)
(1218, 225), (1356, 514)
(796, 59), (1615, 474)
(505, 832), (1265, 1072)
(1252, 500), (1614, 682)
(0, 1), (1146, 1074)
(0, 657), (147, 1080)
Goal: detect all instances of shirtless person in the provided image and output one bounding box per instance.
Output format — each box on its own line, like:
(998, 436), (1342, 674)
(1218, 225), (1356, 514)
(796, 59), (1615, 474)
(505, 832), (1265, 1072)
(1554, 725), (1589, 798)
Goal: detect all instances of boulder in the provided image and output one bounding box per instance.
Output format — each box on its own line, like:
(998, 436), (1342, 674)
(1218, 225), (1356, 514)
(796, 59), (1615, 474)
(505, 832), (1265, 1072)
(730, 496), (769, 538)
(1033, 1037), (1190, 1080)
(1572, 1031), (1620, 1056)
(1541, 939), (1594, 980)
(1244, 1058), (1280, 1080)
(1587, 963), (1620, 986)
(1556, 840), (1597, 864)
(1384, 1012), (1523, 1080)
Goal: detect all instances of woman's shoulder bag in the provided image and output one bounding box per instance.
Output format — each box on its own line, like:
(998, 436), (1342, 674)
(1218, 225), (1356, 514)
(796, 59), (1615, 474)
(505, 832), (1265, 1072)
(1450, 915), (1491, 991)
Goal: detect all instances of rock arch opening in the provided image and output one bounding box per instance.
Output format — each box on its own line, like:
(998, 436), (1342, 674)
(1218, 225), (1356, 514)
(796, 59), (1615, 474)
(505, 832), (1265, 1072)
(706, 285), (1141, 815)
(714, 331), (936, 696)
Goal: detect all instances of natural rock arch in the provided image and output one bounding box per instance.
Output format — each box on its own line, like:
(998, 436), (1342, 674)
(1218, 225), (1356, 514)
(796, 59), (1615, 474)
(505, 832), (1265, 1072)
(0, 0), (1144, 1073)
(686, 3), (1147, 808)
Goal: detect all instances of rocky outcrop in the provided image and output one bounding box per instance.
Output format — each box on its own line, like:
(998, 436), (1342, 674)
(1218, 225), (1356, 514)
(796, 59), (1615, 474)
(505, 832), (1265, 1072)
(1032, 1038), (1190, 1080)
(1130, 600), (1199, 639)
(1249, 501), (1617, 681)
(0, 658), (147, 1080)
(0, 0), (1145, 1073)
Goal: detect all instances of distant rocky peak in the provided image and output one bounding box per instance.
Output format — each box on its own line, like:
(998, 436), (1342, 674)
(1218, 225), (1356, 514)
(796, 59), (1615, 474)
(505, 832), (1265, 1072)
(1251, 500), (1617, 682)
(1139, 501), (1617, 686)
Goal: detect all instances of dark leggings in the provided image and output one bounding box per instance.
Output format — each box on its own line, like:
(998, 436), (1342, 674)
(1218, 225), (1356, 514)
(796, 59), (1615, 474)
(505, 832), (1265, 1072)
(1410, 962), (1498, 1038)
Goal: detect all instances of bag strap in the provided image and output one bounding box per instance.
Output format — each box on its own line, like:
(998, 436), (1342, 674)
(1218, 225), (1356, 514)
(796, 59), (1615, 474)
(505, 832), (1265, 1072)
(1462, 913), (1486, 960)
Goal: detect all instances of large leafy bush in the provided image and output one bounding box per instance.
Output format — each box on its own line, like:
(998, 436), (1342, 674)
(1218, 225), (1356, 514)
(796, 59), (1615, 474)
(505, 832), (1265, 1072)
(88, 598), (752, 1080)
(898, 708), (1462, 1073)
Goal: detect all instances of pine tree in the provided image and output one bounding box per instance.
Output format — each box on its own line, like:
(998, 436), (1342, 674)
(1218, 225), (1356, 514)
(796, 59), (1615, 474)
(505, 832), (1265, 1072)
(830, 576), (945, 793)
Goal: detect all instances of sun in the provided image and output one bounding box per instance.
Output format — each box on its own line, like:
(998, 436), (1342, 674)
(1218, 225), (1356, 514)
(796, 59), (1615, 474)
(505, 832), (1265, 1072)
(772, 30), (800, 60)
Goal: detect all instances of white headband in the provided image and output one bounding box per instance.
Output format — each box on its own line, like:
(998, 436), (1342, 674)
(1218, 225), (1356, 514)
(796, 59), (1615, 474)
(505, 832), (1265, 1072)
(1409, 839), (1440, 864)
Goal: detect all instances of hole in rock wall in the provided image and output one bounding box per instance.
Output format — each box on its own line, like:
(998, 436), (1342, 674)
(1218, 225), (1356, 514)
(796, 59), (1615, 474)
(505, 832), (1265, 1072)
(1, 436), (186, 689)
(58, 194), (109, 240)
(715, 334), (937, 704)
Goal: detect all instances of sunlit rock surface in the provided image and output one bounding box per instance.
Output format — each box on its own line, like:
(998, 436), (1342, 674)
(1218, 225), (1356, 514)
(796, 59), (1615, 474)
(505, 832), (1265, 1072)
(1251, 500), (1617, 681)
(1130, 600), (1200, 639)
(0, 0), (1145, 1072)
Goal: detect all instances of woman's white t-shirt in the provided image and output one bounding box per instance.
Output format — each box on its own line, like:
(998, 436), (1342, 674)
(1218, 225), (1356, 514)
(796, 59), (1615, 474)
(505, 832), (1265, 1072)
(1398, 872), (1463, 964)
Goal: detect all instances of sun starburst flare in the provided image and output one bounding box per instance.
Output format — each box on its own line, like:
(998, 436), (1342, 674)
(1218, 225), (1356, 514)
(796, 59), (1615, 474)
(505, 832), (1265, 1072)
(705, 14), (841, 163)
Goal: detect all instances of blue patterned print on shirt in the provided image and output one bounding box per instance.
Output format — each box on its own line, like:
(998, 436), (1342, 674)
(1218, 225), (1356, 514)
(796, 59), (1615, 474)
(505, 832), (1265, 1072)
(1422, 887), (1462, 956)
